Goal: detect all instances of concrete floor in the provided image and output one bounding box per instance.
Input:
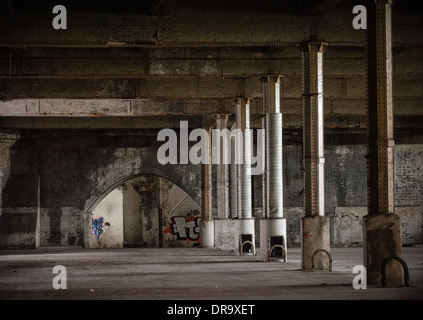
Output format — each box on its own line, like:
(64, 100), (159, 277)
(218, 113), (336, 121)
(0, 246), (422, 300)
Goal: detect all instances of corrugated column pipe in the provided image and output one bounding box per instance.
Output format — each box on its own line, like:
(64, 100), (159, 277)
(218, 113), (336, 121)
(229, 122), (238, 219)
(235, 98), (252, 220)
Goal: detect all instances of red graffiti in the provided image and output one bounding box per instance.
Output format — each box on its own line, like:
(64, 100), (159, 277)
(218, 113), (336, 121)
(304, 232), (312, 239)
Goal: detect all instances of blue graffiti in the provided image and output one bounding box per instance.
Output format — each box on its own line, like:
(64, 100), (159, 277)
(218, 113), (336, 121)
(92, 216), (105, 240)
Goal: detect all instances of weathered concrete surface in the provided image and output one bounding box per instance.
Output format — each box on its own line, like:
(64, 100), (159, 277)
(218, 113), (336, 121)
(363, 213), (403, 286)
(301, 215), (331, 271)
(0, 246), (422, 300)
(1, 131), (422, 249)
(214, 219), (237, 253)
(199, 220), (214, 248)
(0, 207), (37, 249)
(91, 187), (123, 249)
(0, 132), (19, 218)
(259, 218), (287, 261)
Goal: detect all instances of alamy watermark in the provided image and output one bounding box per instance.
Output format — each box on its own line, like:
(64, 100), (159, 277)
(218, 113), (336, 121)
(156, 121), (265, 175)
(52, 5), (67, 30)
(52, 265), (67, 289)
(51, 4), (368, 31)
(352, 5), (367, 30)
(352, 265), (367, 289)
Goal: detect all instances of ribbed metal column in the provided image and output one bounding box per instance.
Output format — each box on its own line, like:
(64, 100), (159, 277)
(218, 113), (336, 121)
(236, 98), (252, 220)
(234, 98), (255, 255)
(262, 75), (283, 218)
(266, 113), (283, 219)
(261, 117), (267, 219)
(200, 125), (214, 248)
(260, 75), (286, 261)
(216, 114), (230, 220)
(229, 122), (238, 219)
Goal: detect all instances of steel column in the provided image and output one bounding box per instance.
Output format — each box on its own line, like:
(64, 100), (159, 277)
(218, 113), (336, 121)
(229, 122), (238, 219)
(200, 125), (214, 247)
(259, 75), (287, 261)
(299, 42), (330, 271)
(235, 98), (252, 220)
(300, 42), (327, 217)
(364, 0), (403, 286)
(215, 114), (230, 220)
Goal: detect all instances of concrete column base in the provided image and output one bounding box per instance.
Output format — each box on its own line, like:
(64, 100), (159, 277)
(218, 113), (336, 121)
(214, 219), (237, 252)
(260, 218), (287, 262)
(238, 218), (255, 255)
(363, 213), (403, 286)
(301, 215), (330, 271)
(199, 220), (215, 248)
(213, 218), (255, 255)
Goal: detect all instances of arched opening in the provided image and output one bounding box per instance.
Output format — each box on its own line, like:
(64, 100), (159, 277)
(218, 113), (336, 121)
(88, 175), (201, 249)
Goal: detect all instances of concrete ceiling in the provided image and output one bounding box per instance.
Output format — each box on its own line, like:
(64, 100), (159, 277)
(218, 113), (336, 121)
(0, 0), (422, 129)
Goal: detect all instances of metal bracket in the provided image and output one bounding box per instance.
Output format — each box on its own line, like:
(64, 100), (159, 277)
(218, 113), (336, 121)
(311, 249), (332, 271)
(268, 244), (287, 262)
(381, 256), (410, 287)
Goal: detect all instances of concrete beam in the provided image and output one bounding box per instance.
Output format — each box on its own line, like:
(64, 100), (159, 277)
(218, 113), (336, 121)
(2, 96), (423, 118)
(0, 2), (421, 48)
(304, 0), (342, 16)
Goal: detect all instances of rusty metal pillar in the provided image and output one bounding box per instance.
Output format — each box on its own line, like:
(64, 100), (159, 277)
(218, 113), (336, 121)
(299, 42), (330, 271)
(200, 125), (214, 248)
(364, 0), (403, 286)
(215, 114), (230, 220)
(259, 75), (287, 262)
(0, 131), (20, 217)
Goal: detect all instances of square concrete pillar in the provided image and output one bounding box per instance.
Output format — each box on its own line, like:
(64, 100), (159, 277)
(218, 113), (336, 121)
(300, 215), (330, 271)
(363, 213), (403, 286)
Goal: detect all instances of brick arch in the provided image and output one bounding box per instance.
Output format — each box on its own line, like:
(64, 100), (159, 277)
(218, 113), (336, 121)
(66, 147), (200, 213)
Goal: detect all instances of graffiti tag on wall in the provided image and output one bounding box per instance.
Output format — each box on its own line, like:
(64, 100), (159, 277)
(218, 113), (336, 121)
(92, 216), (105, 240)
(163, 216), (201, 243)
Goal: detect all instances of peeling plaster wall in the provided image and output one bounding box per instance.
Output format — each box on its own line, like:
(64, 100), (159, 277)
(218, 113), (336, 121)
(89, 176), (201, 248)
(123, 176), (160, 247)
(91, 187), (123, 248)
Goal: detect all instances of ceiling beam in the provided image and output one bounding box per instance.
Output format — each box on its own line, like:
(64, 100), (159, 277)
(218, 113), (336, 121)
(305, 0), (342, 15)
(151, 0), (176, 16)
